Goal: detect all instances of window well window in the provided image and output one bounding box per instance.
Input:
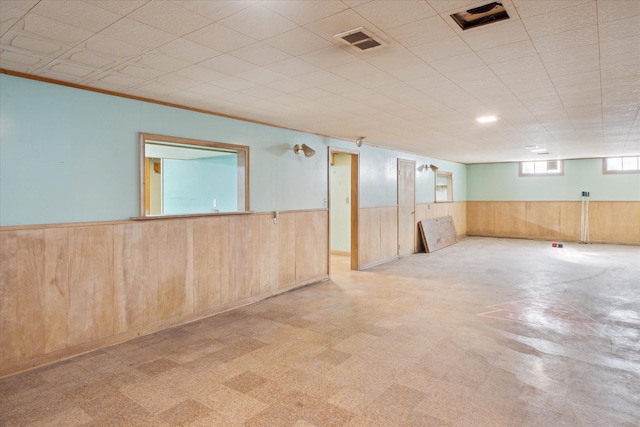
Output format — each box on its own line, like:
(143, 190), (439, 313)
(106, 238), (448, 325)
(140, 133), (249, 217)
(519, 160), (563, 176)
(603, 156), (640, 174)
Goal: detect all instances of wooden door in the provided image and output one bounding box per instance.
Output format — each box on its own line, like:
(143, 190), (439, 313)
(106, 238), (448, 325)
(397, 159), (416, 257)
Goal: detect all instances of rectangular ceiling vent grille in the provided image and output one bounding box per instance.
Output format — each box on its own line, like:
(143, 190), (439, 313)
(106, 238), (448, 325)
(450, 2), (509, 30)
(334, 27), (385, 51)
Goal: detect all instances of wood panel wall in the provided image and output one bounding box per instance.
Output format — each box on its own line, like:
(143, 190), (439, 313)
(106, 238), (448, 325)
(466, 201), (640, 245)
(358, 206), (398, 269)
(415, 202), (467, 252)
(357, 202), (467, 266)
(0, 210), (328, 377)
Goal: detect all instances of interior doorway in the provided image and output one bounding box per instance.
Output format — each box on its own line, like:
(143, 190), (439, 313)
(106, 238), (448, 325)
(397, 158), (416, 257)
(329, 148), (359, 270)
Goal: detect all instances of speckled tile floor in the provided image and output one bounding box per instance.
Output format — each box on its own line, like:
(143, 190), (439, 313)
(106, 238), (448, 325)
(1, 237), (639, 426)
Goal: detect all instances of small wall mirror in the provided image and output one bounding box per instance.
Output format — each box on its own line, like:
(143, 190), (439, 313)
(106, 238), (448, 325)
(140, 133), (249, 217)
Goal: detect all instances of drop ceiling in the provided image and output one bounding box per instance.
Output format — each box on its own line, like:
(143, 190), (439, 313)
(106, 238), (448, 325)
(0, 0), (638, 163)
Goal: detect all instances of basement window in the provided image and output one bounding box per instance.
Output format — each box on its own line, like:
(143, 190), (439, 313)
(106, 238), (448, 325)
(520, 160), (563, 176)
(603, 156), (640, 174)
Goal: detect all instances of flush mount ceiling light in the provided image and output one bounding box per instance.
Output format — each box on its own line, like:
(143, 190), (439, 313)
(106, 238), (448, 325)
(293, 143), (316, 158)
(525, 145), (549, 154)
(334, 27), (386, 52)
(451, 2), (510, 30)
(477, 115), (498, 123)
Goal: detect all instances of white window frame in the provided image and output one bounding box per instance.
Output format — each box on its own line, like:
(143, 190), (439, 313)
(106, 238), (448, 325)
(519, 160), (563, 177)
(603, 156), (640, 174)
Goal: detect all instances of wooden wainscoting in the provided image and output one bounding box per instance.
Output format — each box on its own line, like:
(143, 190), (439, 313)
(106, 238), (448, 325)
(466, 201), (640, 245)
(415, 202), (467, 252)
(358, 206), (398, 270)
(0, 210), (328, 378)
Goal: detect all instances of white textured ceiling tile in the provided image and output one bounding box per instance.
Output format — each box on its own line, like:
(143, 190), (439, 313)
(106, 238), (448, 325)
(132, 82), (177, 96)
(446, 65), (496, 83)
(430, 52), (485, 73)
(172, 0), (256, 20)
(262, 1), (348, 25)
(538, 44), (597, 67)
(45, 60), (96, 78)
(522, 1), (596, 38)
(173, 65), (226, 82)
(84, 0), (150, 15)
(264, 57), (320, 77)
(328, 59), (380, 80)
(65, 49), (116, 68)
(304, 9), (380, 43)
(154, 73), (200, 90)
(239, 85), (284, 99)
(219, 4), (297, 40)
(128, 1), (211, 36)
(185, 83), (232, 98)
(426, 0), (479, 15)
(81, 34), (144, 58)
(135, 53), (191, 73)
(236, 67), (286, 85)
(264, 27), (332, 57)
(365, 49), (424, 72)
(460, 20), (530, 51)
(357, 71), (400, 89)
(210, 76), (258, 91)
(185, 23), (256, 53)
(410, 36), (471, 62)
(0, 48), (46, 68)
(32, 0), (121, 32)
(157, 39), (220, 64)
(100, 17), (175, 49)
(511, 0), (592, 19)
(296, 69), (343, 86)
(476, 40), (537, 64)
(90, 71), (144, 88)
(386, 63), (439, 82)
(489, 55), (546, 77)
(114, 63), (164, 79)
(385, 16), (456, 47)
(598, 15), (640, 43)
(267, 77), (312, 93)
(300, 45), (358, 68)
(597, 0), (640, 23)
(22, 14), (93, 45)
(0, 4), (27, 37)
(228, 42), (291, 66)
(354, 0), (437, 30)
(531, 25), (598, 54)
(1, 0), (40, 11)
(3, 32), (67, 55)
(199, 53), (257, 75)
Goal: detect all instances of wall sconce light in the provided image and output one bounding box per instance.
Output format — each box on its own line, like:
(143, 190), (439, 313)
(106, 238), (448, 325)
(293, 144), (316, 158)
(420, 164), (439, 172)
(355, 136), (366, 147)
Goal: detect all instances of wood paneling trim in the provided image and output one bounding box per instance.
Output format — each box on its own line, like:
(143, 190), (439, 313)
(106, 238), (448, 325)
(466, 201), (640, 244)
(0, 210), (329, 378)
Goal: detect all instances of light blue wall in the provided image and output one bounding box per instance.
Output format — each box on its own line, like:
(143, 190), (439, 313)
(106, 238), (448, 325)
(0, 74), (467, 226)
(163, 155), (237, 214)
(467, 159), (640, 201)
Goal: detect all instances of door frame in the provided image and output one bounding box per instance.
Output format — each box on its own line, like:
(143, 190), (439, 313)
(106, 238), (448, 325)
(328, 147), (360, 271)
(397, 158), (416, 257)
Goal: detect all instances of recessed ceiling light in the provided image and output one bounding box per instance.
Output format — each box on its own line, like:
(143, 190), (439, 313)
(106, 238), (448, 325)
(477, 115), (497, 123)
(525, 145), (549, 153)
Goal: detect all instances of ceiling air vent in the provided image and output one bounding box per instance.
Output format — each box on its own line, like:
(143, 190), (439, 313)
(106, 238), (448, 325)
(450, 2), (509, 30)
(334, 27), (385, 51)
